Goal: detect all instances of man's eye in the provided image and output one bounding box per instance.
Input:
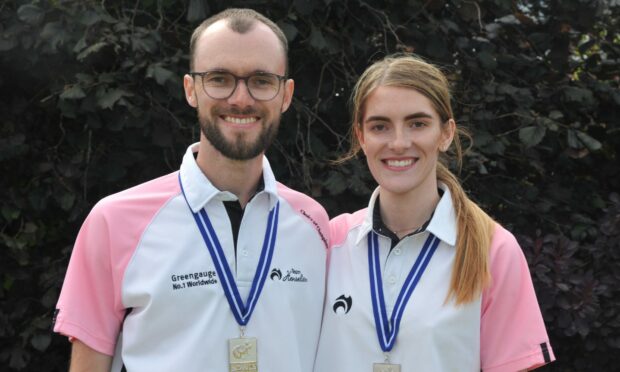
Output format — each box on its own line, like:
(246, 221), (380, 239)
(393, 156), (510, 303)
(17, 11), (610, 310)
(251, 77), (276, 87)
(205, 74), (231, 85)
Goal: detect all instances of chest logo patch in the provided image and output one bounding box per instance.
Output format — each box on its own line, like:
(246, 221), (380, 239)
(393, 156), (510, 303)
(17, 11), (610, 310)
(270, 268), (282, 280)
(170, 270), (218, 290)
(270, 267), (308, 282)
(333, 294), (353, 314)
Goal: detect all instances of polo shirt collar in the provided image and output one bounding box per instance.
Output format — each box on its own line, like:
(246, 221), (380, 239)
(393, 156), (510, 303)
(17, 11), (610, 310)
(354, 183), (457, 247)
(179, 142), (279, 213)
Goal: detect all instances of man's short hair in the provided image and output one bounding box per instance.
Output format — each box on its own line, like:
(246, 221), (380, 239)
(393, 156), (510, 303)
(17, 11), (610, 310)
(189, 8), (289, 74)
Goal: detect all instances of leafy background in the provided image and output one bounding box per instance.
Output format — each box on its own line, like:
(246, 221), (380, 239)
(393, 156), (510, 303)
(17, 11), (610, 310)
(1, 0), (619, 370)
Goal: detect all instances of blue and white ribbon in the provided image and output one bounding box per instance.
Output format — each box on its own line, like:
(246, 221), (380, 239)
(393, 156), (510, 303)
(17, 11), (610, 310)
(368, 231), (440, 352)
(180, 175), (279, 326)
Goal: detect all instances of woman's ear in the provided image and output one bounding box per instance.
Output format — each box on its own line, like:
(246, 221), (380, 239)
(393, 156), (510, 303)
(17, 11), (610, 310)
(356, 125), (366, 153)
(440, 119), (456, 152)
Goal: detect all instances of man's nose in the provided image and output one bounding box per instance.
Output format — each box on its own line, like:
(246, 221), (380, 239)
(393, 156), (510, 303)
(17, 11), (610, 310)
(227, 80), (256, 107)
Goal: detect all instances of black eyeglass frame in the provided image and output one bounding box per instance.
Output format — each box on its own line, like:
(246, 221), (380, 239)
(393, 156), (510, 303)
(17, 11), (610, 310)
(188, 70), (288, 101)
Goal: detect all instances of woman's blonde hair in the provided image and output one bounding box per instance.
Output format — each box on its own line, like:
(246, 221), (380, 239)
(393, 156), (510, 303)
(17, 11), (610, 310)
(348, 54), (495, 304)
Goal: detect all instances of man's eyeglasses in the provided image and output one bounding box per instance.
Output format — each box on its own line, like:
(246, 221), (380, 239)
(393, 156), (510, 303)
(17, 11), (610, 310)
(189, 70), (287, 101)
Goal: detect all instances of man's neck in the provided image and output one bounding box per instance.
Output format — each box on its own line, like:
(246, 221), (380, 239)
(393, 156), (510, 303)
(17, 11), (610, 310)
(195, 138), (264, 208)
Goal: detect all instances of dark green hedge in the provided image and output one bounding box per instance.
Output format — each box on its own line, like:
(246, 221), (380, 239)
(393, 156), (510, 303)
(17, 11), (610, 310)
(1, 0), (618, 370)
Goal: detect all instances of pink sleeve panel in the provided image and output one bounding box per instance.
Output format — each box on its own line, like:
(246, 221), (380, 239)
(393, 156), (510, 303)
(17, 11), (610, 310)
(53, 172), (180, 355)
(480, 224), (555, 372)
(329, 209), (367, 248)
(276, 183), (330, 249)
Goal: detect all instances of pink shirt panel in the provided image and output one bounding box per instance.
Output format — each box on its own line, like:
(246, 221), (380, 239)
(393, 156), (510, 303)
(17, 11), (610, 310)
(53, 172), (180, 355)
(481, 224), (555, 371)
(276, 182), (330, 249)
(329, 209), (367, 248)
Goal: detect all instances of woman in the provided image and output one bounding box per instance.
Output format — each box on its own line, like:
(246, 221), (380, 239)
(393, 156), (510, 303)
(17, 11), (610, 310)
(314, 55), (554, 372)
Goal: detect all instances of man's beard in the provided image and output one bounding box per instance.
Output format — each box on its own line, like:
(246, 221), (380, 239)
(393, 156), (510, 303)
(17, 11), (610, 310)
(198, 105), (280, 160)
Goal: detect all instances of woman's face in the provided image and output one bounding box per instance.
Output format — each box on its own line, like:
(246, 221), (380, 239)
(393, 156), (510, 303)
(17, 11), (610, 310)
(358, 85), (454, 198)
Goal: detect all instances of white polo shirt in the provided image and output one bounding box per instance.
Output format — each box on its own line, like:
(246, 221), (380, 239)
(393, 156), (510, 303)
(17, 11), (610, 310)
(54, 143), (329, 372)
(314, 186), (554, 372)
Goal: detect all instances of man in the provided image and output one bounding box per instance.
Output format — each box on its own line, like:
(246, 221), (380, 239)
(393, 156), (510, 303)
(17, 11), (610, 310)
(53, 8), (329, 372)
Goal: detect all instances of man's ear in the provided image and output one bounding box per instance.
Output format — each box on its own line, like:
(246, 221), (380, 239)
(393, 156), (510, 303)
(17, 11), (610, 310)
(280, 78), (294, 113)
(183, 74), (198, 108)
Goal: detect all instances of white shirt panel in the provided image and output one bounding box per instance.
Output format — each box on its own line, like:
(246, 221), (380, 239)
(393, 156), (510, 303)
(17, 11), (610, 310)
(315, 187), (481, 372)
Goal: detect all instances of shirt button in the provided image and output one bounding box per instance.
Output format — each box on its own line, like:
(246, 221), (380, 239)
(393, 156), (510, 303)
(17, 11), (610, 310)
(393, 248), (402, 255)
(388, 276), (397, 284)
(242, 250), (249, 257)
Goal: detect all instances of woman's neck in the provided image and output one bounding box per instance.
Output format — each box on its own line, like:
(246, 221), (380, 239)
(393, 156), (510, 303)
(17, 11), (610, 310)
(378, 182), (441, 239)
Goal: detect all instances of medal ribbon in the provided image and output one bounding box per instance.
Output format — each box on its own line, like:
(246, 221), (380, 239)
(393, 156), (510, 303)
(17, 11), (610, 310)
(179, 175), (279, 326)
(368, 231), (440, 352)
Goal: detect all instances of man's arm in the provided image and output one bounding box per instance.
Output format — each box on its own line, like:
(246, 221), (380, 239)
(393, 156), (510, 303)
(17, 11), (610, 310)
(69, 339), (112, 372)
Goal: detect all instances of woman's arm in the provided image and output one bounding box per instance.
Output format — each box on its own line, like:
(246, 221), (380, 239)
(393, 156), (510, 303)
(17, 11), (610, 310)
(69, 339), (112, 372)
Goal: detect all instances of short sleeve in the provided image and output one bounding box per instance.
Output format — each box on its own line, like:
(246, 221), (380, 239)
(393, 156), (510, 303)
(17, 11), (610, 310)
(329, 213), (352, 248)
(329, 209), (367, 248)
(53, 202), (125, 356)
(480, 224), (555, 372)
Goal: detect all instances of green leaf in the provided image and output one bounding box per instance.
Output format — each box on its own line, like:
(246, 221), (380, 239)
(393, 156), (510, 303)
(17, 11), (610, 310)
(563, 87), (595, 106)
(30, 334), (51, 352)
(17, 4), (45, 26)
(278, 21), (299, 42)
(147, 64), (175, 85)
(77, 41), (107, 61)
(73, 36), (88, 53)
(294, 0), (315, 15)
(9, 347), (27, 369)
(519, 125), (547, 147)
(324, 171), (348, 195)
(75, 73), (95, 84)
(77, 10), (102, 26)
(23, 222), (37, 233)
(309, 26), (327, 51)
(576, 131), (602, 151)
(0, 38), (18, 52)
(1, 206), (21, 221)
(187, 0), (209, 23)
(60, 85), (86, 100)
(567, 130), (581, 149)
(3, 275), (14, 291)
(97, 88), (133, 109)
(477, 51), (498, 70)
(549, 110), (564, 120)
(60, 193), (76, 211)
(132, 34), (158, 53)
(40, 22), (67, 50)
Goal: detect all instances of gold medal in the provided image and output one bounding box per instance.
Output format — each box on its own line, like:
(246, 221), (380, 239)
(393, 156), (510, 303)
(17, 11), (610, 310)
(229, 337), (258, 372)
(373, 363), (401, 372)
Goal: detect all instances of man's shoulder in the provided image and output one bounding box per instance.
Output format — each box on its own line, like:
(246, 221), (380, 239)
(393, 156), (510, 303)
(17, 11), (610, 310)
(276, 182), (329, 249)
(93, 171), (180, 216)
(275, 182), (327, 216)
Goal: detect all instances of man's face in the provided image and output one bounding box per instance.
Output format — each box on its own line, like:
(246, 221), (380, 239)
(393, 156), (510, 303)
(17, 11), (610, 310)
(183, 20), (293, 160)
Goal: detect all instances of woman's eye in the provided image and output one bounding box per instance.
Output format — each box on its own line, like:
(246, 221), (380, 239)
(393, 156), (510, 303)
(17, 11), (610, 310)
(409, 121), (426, 128)
(370, 123), (386, 131)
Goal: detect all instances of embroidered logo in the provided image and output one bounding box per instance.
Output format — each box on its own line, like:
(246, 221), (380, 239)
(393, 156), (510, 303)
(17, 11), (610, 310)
(270, 268), (282, 280)
(333, 294), (353, 314)
(170, 270), (217, 290)
(270, 267), (308, 282)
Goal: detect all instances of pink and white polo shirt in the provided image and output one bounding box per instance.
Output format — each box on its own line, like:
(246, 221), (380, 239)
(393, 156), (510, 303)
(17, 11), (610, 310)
(314, 186), (554, 372)
(54, 143), (329, 372)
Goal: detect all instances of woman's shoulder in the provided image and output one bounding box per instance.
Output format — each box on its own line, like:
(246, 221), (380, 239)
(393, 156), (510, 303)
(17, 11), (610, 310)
(329, 209), (368, 248)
